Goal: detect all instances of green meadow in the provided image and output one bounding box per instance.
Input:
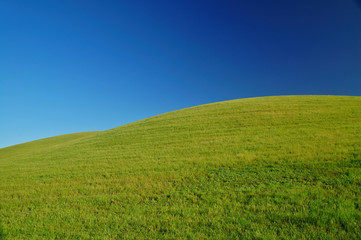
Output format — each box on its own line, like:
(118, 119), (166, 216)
(0, 95), (360, 239)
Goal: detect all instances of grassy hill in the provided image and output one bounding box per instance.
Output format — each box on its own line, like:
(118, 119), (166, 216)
(1, 95), (361, 239)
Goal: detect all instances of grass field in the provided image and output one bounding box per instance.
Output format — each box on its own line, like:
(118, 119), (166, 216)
(1, 95), (361, 239)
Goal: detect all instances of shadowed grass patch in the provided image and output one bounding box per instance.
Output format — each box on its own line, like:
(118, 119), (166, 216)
(0, 221), (6, 240)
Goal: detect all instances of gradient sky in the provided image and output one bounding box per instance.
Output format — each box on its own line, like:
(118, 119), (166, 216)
(1, 0), (361, 148)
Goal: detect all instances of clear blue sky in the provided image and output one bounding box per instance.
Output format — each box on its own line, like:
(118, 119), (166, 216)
(1, 0), (361, 148)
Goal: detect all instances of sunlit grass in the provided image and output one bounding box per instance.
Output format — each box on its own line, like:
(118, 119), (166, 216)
(1, 95), (360, 239)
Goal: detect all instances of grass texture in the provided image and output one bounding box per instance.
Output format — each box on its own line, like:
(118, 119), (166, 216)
(1, 95), (361, 239)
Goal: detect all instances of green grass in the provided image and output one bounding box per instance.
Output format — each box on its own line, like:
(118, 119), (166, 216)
(1, 95), (361, 239)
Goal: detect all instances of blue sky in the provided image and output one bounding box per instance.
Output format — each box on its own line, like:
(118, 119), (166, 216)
(1, 0), (361, 148)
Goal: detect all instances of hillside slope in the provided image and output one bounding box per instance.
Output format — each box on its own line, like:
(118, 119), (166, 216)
(1, 95), (361, 239)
